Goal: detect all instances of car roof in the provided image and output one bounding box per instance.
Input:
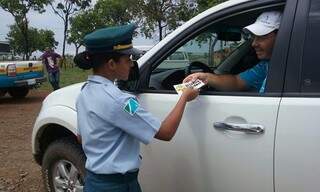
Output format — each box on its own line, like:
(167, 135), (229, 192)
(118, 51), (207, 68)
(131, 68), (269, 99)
(138, 0), (252, 66)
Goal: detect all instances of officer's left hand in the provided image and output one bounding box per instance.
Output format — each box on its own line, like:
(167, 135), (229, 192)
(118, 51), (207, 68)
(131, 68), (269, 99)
(181, 88), (199, 102)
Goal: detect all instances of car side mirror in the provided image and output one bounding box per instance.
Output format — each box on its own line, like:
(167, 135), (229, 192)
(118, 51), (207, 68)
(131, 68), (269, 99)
(128, 60), (140, 81)
(116, 60), (140, 91)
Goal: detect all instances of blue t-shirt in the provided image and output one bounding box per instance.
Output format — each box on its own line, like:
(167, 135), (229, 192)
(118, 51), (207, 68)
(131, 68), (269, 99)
(239, 60), (268, 93)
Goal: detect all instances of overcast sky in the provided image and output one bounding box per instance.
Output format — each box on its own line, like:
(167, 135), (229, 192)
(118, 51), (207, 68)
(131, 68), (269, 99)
(0, 3), (156, 56)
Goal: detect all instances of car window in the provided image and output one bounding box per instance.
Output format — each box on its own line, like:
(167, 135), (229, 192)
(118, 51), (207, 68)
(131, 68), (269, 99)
(301, 0), (320, 92)
(169, 52), (185, 60)
(149, 28), (245, 90)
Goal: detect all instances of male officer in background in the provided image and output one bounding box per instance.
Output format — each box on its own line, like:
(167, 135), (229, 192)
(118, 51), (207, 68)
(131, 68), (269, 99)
(41, 47), (61, 90)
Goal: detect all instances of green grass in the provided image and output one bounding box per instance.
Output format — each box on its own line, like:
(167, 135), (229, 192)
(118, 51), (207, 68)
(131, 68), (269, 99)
(40, 67), (92, 91)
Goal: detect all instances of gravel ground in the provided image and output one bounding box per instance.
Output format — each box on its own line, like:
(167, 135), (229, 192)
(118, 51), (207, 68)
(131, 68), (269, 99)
(0, 90), (50, 192)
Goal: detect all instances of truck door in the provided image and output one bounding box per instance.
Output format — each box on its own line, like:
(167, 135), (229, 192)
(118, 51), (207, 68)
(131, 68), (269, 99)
(137, 1), (297, 192)
(275, 0), (320, 191)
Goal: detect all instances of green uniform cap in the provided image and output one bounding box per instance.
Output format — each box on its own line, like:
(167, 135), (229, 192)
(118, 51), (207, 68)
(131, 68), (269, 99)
(74, 24), (139, 69)
(84, 24), (136, 54)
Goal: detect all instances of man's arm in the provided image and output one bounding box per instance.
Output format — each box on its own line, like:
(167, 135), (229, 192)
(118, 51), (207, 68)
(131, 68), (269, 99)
(183, 72), (248, 91)
(56, 57), (61, 66)
(206, 73), (247, 91)
(54, 53), (62, 68)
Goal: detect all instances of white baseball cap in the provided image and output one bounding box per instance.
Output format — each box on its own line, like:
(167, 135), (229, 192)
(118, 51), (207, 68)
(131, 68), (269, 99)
(244, 11), (282, 36)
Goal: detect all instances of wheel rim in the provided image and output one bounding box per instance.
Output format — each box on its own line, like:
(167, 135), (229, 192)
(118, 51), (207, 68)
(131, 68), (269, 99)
(53, 160), (84, 192)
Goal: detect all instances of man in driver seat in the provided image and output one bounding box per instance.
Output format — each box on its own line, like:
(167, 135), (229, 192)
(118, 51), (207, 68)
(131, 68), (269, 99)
(183, 11), (282, 93)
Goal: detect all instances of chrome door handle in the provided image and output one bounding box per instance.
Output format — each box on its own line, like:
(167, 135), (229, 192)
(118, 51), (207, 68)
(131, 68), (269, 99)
(214, 122), (265, 134)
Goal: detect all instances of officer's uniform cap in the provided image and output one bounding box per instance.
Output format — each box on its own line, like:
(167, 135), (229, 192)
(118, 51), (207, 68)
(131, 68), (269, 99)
(74, 24), (138, 69)
(84, 24), (136, 54)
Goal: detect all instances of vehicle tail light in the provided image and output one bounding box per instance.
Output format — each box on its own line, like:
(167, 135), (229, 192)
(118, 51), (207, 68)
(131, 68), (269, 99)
(7, 64), (16, 77)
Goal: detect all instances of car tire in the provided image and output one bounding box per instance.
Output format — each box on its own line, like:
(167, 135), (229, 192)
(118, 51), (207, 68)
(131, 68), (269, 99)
(8, 87), (29, 98)
(0, 90), (7, 97)
(42, 138), (86, 192)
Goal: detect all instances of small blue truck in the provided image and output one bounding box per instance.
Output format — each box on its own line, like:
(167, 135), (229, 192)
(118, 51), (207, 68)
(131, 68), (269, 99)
(0, 61), (46, 98)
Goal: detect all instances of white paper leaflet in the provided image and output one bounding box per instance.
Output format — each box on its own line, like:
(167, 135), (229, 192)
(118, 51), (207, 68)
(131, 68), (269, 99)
(173, 79), (205, 95)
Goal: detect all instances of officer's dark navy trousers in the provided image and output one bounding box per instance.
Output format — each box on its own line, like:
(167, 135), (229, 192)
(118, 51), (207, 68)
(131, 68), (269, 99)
(84, 170), (142, 192)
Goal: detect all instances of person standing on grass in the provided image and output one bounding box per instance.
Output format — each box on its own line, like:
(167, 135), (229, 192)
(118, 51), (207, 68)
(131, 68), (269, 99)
(41, 47), (62, 90)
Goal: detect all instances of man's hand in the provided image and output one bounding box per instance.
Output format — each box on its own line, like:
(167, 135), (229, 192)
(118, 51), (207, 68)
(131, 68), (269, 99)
(183, 72), (209, 85)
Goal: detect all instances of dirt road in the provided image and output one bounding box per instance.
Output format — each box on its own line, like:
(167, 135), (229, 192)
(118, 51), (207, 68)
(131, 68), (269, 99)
(0, 90), (50, 192)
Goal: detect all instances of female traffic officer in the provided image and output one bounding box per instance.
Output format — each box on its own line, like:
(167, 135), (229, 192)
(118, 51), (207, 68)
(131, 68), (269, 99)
(74, 24), (199, 192)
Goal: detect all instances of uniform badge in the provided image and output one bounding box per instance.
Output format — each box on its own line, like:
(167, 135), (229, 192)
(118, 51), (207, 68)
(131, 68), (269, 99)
(124, 98), (139, 115)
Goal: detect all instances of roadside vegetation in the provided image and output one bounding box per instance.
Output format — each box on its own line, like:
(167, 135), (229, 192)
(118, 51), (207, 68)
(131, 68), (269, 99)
(0, 0), (228, 60)
(0, 0), (229, 91)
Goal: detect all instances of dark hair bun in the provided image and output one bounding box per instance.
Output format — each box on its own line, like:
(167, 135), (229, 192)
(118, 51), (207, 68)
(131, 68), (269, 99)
(74, 51), (93, 70)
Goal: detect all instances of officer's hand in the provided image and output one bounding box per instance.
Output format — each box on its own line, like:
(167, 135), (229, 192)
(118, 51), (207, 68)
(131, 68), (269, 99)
(181, 88), (199, 102)
(183, 72), (209, 84)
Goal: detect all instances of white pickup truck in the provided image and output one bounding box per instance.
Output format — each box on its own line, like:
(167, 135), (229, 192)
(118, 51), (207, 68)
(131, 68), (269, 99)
(32, 0), (320, 191)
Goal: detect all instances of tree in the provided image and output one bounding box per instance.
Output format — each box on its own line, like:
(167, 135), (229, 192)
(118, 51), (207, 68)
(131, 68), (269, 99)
(68, 10), (104, 55)
(37, 29), (59, 51)
(136, 0), (229, 42)
(94, 0), (136, 26)
(68, 0), (137, 56)
(7, 24), (28, 57)
(196, 0), (228, 13)
(138, 0), (197, 41)
(49, 0), (91, 61)
(6, 24), (57, 58)
(0, 0), (51, 60)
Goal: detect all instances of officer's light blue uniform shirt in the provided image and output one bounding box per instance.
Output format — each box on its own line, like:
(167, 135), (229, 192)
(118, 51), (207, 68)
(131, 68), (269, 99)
(239, 60), (268, 93)
(76, 75), (161, 174)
